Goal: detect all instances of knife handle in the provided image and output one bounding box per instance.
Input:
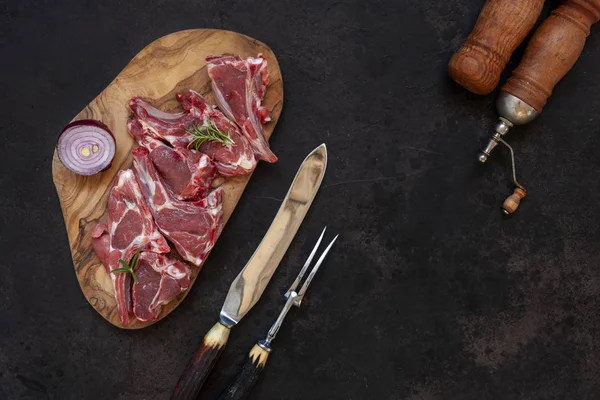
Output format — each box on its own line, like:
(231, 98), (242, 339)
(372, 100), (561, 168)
(170, 322), (231, 400)
(216, 344), (270, 400)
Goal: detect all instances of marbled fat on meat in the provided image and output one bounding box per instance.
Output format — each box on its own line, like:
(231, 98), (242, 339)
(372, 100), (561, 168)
(206, 54), (277, 162)
(128, 97), (197, 148)
(132, 252), (192, 321)
(129, 96), (256, 176)
(177, 90), (256, 176)
(132, 147), (224, 267)
(127, 119), (216, 200)
(104, 170), (170, 326)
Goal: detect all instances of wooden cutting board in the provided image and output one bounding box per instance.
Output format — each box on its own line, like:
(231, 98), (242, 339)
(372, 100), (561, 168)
(51, 29), (283, 329)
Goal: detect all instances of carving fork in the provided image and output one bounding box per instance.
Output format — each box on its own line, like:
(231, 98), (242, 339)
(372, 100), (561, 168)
(217, 227), (338, 400)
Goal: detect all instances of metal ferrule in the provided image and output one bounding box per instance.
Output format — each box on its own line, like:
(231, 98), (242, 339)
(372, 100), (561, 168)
(478, 92), (538, 163)
(219, 312), (238, 328)
(478, 118), (513, 163)
(259, 292), (298, 350)
(257, 340), (273, 352)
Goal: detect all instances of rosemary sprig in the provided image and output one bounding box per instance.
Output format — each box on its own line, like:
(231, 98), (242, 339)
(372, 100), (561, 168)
(185, 120), (234, 151)
(111, 249), (141, 284)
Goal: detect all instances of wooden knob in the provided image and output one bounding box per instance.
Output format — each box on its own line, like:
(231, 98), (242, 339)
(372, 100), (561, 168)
(502, 0), (600, 112)
(503, 187), (526, 214)
(449, 0), (544, 95)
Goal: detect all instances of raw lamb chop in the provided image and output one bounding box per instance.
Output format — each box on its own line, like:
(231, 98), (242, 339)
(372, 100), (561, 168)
(91, 222), (110, 274)
(206, 54), (277, 163)
(129, 97), (196, 148)
(177, 91), (256, 176)
(105, 169), (170, 326)
(129, 96), (256, 176)
(92, 224), (191, 322)
(132, 252), (192, 321)
(127, 119), (216, 200)
(132, 146), (224, 266)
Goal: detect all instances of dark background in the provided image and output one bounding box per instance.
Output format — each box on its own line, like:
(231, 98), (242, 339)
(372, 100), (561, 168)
(2, 0), (600, 399)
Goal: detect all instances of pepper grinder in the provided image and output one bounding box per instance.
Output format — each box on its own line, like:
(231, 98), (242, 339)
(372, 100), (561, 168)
(449, 0), (545, 95)
(450, 0), (600, 214)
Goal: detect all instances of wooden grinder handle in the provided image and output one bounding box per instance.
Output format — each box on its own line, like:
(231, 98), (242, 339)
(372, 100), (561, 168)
(449, 0), (545, 95)
(502, 0), (600, 112)
(503, 187), (526, 214)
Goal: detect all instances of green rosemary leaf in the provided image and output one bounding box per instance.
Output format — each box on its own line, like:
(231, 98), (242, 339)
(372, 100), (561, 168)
(185, 120), (235, 150)
(131, 270), (139, 284)
(113, 249), (143, 284)
(131, 249), (141, 269)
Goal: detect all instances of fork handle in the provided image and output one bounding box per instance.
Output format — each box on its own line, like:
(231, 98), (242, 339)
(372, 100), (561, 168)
(170, 322), (231, 400)
(216, 344), (270, 400)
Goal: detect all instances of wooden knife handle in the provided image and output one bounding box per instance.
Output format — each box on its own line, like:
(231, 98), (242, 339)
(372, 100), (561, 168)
(170, 322), (231, 400)
(502, 0), (600, 112)
(448, 0), (545, 94)
(216, 344), (270, 400)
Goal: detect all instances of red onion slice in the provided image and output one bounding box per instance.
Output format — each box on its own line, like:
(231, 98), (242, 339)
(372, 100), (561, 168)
(57, 120), (116, 176)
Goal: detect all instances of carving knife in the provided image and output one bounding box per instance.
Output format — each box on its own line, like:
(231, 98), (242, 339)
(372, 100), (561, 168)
(170, 144), (328, 400)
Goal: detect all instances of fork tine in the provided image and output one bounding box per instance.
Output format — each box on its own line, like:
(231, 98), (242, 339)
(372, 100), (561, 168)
(294, 234), (339, 306)
(285, 227), (327, 298)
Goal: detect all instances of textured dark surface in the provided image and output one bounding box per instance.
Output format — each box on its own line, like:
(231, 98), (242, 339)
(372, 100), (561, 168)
(2, 0), (600, 399)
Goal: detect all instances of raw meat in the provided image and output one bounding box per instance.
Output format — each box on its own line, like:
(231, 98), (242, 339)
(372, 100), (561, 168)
(132, 252), (192, 321)
(91, 222), (110, 274)
(206, 54), (277, 163)
(130, 96), (256, 176)
(106, 169), (171, 326)
(127, 119), (216, 200)
(132, 147), (224, 266)
(129, 97), (197, 147)
(91, 224), (190, 322)
(177, 91), (256, 176)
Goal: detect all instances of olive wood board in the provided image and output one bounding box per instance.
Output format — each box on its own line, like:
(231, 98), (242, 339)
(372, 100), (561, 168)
(51, 29), (284, 329)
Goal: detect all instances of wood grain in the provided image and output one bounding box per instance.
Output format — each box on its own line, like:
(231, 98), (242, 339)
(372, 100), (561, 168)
(216, 344), (270, 400)
(51, 29), (284, 329)
(448, 0), (544, 95)
(502, 0), (600, 112)
(171, 322), (231, 399)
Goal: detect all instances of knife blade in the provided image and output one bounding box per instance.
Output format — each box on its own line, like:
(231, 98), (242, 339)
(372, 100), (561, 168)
(170, 144), (327, 400)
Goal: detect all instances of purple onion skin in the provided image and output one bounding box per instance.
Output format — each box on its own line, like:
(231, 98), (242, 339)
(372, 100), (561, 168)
(63, 119), (112, 133)
(57, 119), (116, 176)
